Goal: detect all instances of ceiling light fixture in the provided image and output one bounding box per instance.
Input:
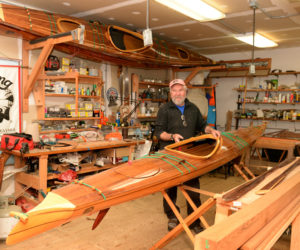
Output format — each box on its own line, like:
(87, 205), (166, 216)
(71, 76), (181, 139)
(154, 0), (225, 21)
(143, 0), (153, 46)
(234, 33), (278, 48)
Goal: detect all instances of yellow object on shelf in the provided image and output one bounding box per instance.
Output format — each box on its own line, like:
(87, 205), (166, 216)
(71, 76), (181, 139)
(65, 103), (76, 110)
(61, 65), (70, 72)
(62, 57), (70, 66)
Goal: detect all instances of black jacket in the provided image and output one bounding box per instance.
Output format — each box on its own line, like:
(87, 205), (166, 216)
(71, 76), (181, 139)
(155, 98), (207, 149)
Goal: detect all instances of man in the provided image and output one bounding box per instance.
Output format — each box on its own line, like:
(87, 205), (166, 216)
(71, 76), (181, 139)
(155, 79), (220, 233)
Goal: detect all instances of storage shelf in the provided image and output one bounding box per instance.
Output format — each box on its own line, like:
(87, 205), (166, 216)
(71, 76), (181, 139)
(137, 115), (157, 119)
(43, 117), (101, 121)
(40, 128), (95, 134)
(45, 93), (75, 97)
(40, 72), (102, 82)
(139, 81), (169, 87)
(237, 101), (300, 105)
(47, 163), (121, 180)
(234, 88), (300, 92)
(236, 117), (300, 122)
(269, 71), (300, 76)
(139, 98), (167, 102)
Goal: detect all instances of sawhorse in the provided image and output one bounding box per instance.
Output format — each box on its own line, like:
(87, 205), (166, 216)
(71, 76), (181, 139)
(233, 147), (255, 181)
(151, 185), (216, 249)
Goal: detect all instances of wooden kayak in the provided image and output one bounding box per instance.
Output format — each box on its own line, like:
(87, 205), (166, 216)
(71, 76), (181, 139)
(0, 3), (213, 67)
(6, 125), (265, 245)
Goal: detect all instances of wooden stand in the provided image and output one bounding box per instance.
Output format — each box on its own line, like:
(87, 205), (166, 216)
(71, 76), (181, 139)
(151, 185), (216, 249)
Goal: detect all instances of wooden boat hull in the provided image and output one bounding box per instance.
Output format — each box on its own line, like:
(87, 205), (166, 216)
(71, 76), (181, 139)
(6, 125), (265, 245)
(0, 3), (213, 67)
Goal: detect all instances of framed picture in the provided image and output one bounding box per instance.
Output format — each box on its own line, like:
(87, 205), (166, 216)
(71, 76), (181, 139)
(0, 58), (21, 135)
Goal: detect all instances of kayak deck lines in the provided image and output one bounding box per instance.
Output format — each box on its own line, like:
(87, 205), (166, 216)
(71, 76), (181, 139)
(72, 179), (106, 200)
(142, 152), (197, 175)
(221, 132), (249, 149)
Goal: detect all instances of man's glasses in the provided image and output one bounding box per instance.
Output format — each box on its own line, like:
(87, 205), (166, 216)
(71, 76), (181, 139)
(181, 115), (187, 127)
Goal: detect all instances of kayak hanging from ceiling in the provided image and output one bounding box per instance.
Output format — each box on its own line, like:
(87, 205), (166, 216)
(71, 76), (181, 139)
(0, 3), (214, 67)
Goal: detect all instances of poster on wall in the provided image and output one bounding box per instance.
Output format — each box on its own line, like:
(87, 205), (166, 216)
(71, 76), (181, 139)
(0, 59), (21, 135)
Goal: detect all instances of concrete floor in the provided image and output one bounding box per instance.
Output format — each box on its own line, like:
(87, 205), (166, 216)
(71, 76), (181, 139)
(0, 171), (291, 250)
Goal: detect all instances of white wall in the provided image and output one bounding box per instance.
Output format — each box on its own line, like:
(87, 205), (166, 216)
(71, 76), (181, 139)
(209, 47), (300, 132)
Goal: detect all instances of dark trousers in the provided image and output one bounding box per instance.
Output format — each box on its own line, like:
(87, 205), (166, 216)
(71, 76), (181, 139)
(163, 177), (201, 227)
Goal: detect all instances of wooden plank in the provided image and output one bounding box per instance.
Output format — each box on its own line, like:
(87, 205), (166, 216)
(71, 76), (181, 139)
(23, 40), (54, 99)
(291, 212), (300, 250)
(194, 170), (300, 250)
(22, 40), (30, 112)
(15, 172), (40, 190)
(241, 197), (300, 249)
(38, 155), (48, 201)
(221, 157), (298, 202)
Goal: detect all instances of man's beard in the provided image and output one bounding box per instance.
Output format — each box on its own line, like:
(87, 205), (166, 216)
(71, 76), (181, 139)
(172, 96), (185, 106)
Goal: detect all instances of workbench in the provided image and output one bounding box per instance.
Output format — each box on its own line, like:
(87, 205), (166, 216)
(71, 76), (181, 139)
(252, 136), (300, 162)
(1, 139), (144, 202)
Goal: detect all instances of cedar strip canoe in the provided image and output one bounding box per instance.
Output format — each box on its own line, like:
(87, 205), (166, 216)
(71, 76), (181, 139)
(6, 125), (265, 245)
(0, 3), (213, 67)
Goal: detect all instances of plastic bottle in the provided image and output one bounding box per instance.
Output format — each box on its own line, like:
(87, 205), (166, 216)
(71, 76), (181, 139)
(278, 93), (282, 103)
(141, 102), (146, 115)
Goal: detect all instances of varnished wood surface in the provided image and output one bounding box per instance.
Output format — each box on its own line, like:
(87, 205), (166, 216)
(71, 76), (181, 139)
(0, 3), (212, 67)
(1, 139), (144, 157)
(6, 126), (266, 245)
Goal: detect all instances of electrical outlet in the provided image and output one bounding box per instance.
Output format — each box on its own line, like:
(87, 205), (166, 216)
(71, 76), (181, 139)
(143, 29), (153, 46)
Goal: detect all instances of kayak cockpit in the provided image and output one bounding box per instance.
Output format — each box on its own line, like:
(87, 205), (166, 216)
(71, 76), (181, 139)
(165, 134), (222, 159)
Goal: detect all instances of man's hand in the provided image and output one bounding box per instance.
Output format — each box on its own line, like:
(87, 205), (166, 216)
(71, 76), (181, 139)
(205, 126), (221, 138)
(160, 132), (183, 142)
(172, 133), (184, 142)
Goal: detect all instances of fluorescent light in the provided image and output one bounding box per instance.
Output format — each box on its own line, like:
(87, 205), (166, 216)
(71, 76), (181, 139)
(154, 0), (225, 21)
(235, 33), (278, 48)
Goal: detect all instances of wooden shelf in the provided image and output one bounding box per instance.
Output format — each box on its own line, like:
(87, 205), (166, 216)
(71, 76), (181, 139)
(234, 88), (300, 92)
(45, 93), (75, 97)
(137, 115), (157, 119)
(269, 71), (300, 76)
(40, 128), (95, 134)
(47, 163), (125, 180)
(42, 117), (101, 121)
(208, 58), (271, 78)
(139, 81), (169, 87)
(238, 101), (300, 105)
(40, 72), (103, 82)
(236, 117), (300, 122)
(139, 98), (167, 102)
(78, 95), (101, 99)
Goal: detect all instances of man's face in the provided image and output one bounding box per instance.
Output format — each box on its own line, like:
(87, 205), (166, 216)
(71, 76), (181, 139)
(170, 84), (186, 106)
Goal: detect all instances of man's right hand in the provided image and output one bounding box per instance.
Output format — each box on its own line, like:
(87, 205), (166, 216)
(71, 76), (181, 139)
(172, 133), (184, 142)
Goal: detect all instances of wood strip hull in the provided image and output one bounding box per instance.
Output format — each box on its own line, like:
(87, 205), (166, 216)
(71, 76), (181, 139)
(6, 125), (266, 245)
(0, 3), (213, 67)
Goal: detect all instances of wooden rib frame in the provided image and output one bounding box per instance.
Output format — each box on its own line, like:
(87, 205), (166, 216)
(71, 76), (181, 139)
(164, 134), (222, 159)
